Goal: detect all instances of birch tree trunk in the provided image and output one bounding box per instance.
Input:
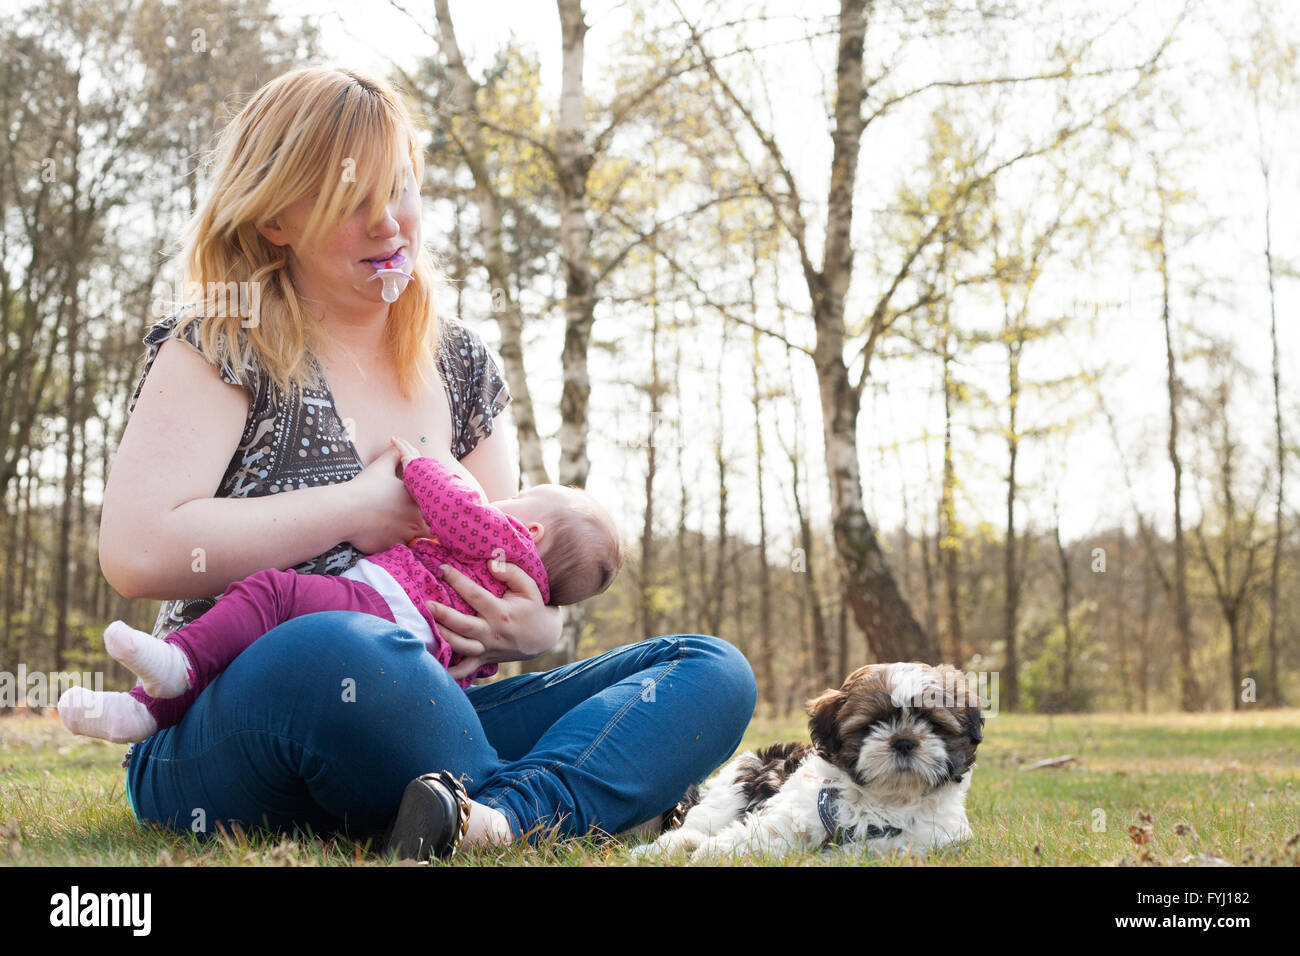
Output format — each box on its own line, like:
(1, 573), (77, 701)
(1261, 155), (1285, 707)
(1115, 527), (1133, 712)
(639, 254), (662, 642)
(791, 442), (831, 690)
(54, 75), (85, 672)
(555, 0), (596, 491)
(939, 315), (963, 665)
(777, 330), (831, 689)
(750, 326), (773, 708)
(812, 0), (939, 663)
(1053, 513), (1073, 711)
(433, 0), (549, 487)
(1003, 331), (1022, 712)
(674, 330), (691, 637)
(1155, 166), (1198, 711)
(1194, 381), (1266, 712)
(1138, 517), (1153, 713)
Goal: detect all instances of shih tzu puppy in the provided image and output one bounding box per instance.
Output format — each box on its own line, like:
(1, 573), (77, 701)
(633, 662), (984, 861)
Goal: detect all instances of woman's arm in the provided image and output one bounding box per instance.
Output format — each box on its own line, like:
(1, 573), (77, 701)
(101, 338), (422, 600)
(457, 423), (518, 502)
(427, 421), (563, 671)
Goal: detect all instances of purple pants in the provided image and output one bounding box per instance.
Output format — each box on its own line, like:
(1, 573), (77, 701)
(128, 568), (396, 729)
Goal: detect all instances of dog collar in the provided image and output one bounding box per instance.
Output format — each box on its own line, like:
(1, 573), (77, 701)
(817, 788), (903, 846)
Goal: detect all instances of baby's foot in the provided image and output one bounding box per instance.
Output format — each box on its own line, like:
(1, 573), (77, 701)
(103, 620), (191, 698)
(57, 686), (158, 743)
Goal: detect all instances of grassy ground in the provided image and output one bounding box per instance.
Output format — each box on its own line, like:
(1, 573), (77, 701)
(2, 707), (1297, 866)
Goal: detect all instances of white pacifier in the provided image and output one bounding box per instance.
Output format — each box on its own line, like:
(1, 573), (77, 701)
(365, 252), (414, 303)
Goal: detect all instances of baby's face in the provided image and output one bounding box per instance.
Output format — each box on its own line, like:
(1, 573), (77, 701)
(492, 485), (574, 534)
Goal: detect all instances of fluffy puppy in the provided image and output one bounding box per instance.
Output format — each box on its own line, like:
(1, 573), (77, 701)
(634, 662), (984, 861)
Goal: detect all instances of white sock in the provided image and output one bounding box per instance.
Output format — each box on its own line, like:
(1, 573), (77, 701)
(104, 620), (192, 698)
(465, 802), (514, 846)
(57, 686), (158, 743)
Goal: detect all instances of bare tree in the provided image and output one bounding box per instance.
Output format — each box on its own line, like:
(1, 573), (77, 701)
(675, 0), (1184, 663)
(1152, 153), (1199, 711)
(1050, 495), (1076, 712)
(428, 0), (550, 487)
(1229, 0), (1297, 706)
(748, 257), (774, 708)
(1192, 374), (1269, 709)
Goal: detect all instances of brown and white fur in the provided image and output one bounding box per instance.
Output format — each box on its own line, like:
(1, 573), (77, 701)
(633, 662), (984, 861)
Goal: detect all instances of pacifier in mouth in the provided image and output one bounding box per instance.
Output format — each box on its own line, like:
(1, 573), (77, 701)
(365, 252), (413, 303)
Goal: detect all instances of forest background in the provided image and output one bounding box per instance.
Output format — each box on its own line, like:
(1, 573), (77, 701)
(2, 0), (1298, 718)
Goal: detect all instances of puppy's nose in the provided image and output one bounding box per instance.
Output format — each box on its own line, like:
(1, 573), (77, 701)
(892, 738), (916, 756)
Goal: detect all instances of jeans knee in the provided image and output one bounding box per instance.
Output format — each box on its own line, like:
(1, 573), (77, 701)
(268, 608), (414, 649)
(681, 634), (757, 733)
(232, 611), (427, 699)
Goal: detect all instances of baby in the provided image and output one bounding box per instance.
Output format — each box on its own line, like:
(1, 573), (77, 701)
(60, 436), (623, 743)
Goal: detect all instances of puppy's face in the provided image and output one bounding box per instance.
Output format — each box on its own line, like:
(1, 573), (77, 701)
(806, 663), (984, 803)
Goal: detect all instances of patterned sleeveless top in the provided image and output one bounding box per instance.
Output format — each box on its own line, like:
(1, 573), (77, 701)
(127, 313), (511, 641)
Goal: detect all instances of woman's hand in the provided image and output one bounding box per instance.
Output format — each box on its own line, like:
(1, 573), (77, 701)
(431, 559), (563, 680)
(344, 443), (428, 554)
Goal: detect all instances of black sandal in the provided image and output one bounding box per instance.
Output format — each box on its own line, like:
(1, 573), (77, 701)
(383, 770), (472, 862)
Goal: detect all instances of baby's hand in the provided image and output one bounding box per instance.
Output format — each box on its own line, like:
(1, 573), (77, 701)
(390, 435), (422, 474)
(391, 436), (489, 505)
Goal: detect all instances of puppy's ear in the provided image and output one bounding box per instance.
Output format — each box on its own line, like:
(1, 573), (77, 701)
(963, 707), (985, 746)
(806, 688), (846, 758)
(948, 706), (984, 778)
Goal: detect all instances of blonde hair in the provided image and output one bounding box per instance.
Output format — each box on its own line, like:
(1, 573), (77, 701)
(173, 67), (439, 399)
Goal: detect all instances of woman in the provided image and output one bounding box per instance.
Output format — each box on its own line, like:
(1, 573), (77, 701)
(102, 67), (755, 856)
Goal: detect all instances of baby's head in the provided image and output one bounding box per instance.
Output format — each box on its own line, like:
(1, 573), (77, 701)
(494, 485), (623, 606)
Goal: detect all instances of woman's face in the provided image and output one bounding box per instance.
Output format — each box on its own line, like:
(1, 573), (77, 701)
(258, 162), (421, 314)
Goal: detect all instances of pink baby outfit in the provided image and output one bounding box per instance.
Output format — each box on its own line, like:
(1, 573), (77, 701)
(126, 454), (552, 732)
(360, 454), (550, 684)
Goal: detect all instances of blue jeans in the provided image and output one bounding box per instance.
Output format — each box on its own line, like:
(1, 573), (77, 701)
(125, 611), (756, 843)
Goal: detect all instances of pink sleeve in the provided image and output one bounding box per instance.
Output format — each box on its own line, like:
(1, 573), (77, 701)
(402, 456), (529, 561)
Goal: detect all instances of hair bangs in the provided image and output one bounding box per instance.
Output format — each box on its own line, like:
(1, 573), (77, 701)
(300, 87), (411, 247)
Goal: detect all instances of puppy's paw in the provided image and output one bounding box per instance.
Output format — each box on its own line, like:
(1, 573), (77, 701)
(689, 835), (745, 862)
(630, 829), (700, 859)
(688, 841), (719, 863)
(926, 823), (972, 851)
(628, 841), (664, 859)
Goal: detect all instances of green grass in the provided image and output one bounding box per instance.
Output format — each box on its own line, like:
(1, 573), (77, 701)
(2, 708), (1297, 866)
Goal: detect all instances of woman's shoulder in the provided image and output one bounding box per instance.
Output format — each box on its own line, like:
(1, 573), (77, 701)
(130, 311), (256, 416)
(140, 310), (240, 360)
(435, 315), (497, 382)
(435, 315), (486, 360)
(435, 316), (511, 459)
